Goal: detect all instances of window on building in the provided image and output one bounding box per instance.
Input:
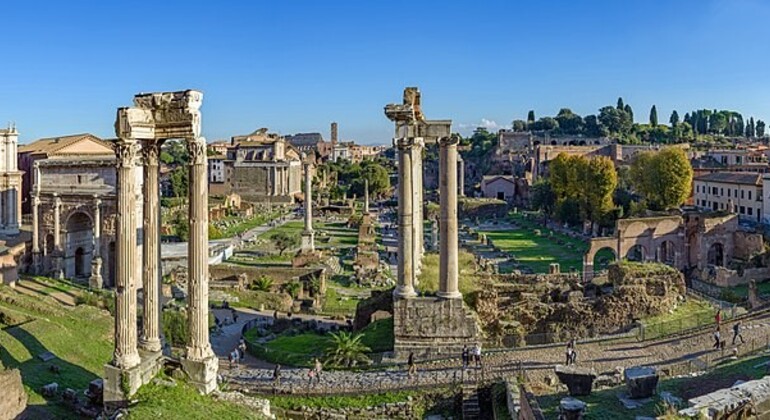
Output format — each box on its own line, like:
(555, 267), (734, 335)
(728, 189), (731, 197)
(740, 206), (746, 214)
(749, 207), (753, 216)
(735, 189), (738, 196)
(742, 190), (745, 199)
(749, 191), (753, 200)
(721, 188), (724, 196)
(712, 187), (718, 194)
(713, 202), (719, 211)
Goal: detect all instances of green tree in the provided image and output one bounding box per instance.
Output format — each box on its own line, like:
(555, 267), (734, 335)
(624, 104), (634, 123)
(271, 232), (299, 256)
(584, 156), (618, 224)
(583, 115), (607, 137)
(617, 97), (625, 110)
(169, 166), (188, 198)
(598, 106), (632, 136)
(747, 117), (756, 138)
(512, 119), (527, 132)
(555, 108), (584, 134)
(669, 110), (679, 126)
(324, 331), (371, 367)
(530, 179), (556, 223)
(527, 110), (536, 126)
(649, 105), (658, 127)
(757, 120), (766, 137)
(629, 148), (692, 210)
(284, 280), (302, 299)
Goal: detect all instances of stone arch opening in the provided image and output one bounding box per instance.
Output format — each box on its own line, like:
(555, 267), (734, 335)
(708, 242), (725, 266)
(578, 140), (586, 146)
(626, 244), (646, 261)
(550, 140), (557, 145)
(65, 211), (93, 279)
(45, 233), (54, 255)
(658, 240), (676, 265)
(593, 247), (617, 272)
(75, 247), (86, 276)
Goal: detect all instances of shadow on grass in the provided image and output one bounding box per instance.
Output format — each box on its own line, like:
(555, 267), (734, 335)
(1, 322), (101, 419)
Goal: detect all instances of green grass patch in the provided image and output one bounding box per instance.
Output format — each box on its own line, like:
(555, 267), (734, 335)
(269, 389), (420, 410)
(639, 299), (716, 341)
(321, 288), (361, 316)
(417, 250), (481, 297)
(480, 224), (586, 274)
(129, 380), (262, 419)
(358, 317), (394, 353)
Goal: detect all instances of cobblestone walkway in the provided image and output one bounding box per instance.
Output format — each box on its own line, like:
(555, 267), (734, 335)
(223, 310), (770, 395)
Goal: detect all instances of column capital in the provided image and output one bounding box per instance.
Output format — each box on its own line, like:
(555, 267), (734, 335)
(140, 140), (161, 166)
(115, 139), (140, 168)
(186, 138), (207, 165)
(438, 135), (460, 147)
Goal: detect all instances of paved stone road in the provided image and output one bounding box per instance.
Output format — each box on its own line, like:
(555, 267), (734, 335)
(222, 310), (770, 395)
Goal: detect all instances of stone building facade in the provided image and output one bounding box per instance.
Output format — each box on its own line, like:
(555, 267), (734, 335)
(693, 172), (763, 222)
(0, 127), (22, 234)
(31, 156), (143, 287)
(207, 128), (301, 203)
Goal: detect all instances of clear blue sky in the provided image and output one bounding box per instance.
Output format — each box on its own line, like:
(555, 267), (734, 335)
(2, 0), (770, 145)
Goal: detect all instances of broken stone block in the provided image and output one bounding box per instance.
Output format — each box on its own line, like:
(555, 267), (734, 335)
(85, 379), (104, 405)
(41, 382), (59, 397)
(624, 366), (659, 399)
(560, 397), (586, 420)
(555, 365), (597, 396)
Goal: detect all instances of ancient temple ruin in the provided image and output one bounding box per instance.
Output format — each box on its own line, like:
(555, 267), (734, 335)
(103, 90), (217, 407)
(385, 87), (480, 358)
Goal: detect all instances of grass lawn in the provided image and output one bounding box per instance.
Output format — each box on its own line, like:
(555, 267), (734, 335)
(210, 210), (282, 240)
(129, 380), (262, 419)
(639, 299), (716, 340)
(321, 287), (361, 316)
(256, 221), (359, 253)
(537, 353), (770, 419)
(480, 216), (587, 273)
(417, 250), (481, 298)
(244, 318), (394, 367)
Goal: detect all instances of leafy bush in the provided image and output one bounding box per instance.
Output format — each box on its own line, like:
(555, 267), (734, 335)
(250, 275), (274, 292)
(162, 310), (189, 347)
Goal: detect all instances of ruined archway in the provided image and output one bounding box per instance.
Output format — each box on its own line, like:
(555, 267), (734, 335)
(593, 247), (617, 272)
(626, 244), (646, 262)
(658, 240), (676, 265)
(64, 211), (93, 279)
(708, 243), (725, 267)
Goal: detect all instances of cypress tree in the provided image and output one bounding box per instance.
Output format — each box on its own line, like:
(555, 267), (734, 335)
(650, 105), (658, 127)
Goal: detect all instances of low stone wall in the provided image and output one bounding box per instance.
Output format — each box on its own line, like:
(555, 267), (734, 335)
(518, 382), (546, 420)
(210, 264), (323, 285)
(0, 369), (26, 420)
(274, 400), (415, 419)
(708, 266), (770, 288)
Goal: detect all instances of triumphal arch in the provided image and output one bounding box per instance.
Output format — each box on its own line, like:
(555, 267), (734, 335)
(103, 90), (217, 407)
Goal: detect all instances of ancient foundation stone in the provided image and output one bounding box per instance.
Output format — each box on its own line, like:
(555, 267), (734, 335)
(559, 397), (586, 420)
(393, 297), (480, 359)
(0, 369), (27, 420)
(624, 366), (658, 399)
(555, 365), (597, 396)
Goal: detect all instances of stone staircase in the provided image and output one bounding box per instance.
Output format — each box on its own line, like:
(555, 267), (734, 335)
(461, 380), (481, 420)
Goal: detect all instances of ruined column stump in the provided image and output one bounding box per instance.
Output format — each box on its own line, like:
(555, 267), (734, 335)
(624, 366), (658, 399)
(393, 297), (480, 360)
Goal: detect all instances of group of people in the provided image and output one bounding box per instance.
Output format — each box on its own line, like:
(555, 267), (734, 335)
(461, 344), (483, 369)
(228, 337), (248, 368)
(712, 309), (745, 351)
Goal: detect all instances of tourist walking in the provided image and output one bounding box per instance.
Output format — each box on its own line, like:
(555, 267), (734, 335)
(231, 308), (239, 323)
(407, 352), (417, 377)
(238, 338), (247, 359)
(461, 345), (469, 369)
(473, 343), (482, 368)
(313, 358), (323, 384)
(713, 327), (721, 350)
(273, 364), (282, 388)
(733, 322), (745, 345)
(565, 340), (574, 365)
(715, 309), (722, 326)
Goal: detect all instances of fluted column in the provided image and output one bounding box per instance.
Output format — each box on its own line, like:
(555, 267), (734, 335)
(458, 156), (465, 197)
(32, 193), (41, 273)
(140, 141), (162, 353)
(89, 195), (104, 289)
(53, 194), (61, 250)
(438, 136), (461, 299)
(395, 138), (417, 298)
(412, 140), (424, 277)
(364, 179), (370, 214)
(301, 159), (315, 252)
(112, 139), (141, 369)
(185, 138), (214, 361)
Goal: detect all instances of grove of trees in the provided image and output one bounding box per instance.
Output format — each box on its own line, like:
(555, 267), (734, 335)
(510, 98), (766, 145)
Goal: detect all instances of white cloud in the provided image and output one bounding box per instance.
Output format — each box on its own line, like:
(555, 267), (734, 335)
(458, 118), (510, 133)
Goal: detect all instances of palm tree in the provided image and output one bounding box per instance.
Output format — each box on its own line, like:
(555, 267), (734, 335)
(324, 331), (371, 367)
(284, 281), (302, 299)
(251, 275), (274, 292)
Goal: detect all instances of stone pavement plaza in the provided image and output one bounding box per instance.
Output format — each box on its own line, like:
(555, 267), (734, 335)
(222, 311), (770, 395)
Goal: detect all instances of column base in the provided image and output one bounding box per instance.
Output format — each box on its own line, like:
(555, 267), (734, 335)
(181, 355), (218, 394)
(89, 257), (103, 289)
(436, 290), (462, 299)
(393, 285), (417, 299)
(104, 351), (163, 410)
(300, 230), (315, 253)
(139, 338), (162, 353)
